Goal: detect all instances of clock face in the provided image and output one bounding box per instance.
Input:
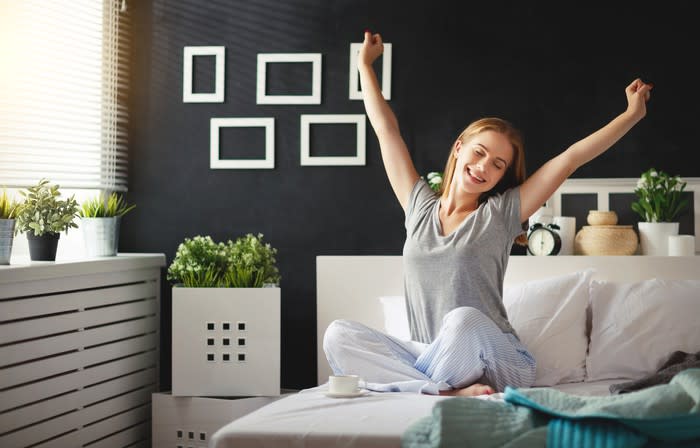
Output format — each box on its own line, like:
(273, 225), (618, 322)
(528, 228), (556, 256)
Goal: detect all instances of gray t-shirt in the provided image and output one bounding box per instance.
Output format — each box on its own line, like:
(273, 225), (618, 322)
(403, 178), (522, 343)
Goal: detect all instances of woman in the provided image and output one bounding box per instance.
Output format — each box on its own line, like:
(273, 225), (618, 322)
(323, 30), (652, 396)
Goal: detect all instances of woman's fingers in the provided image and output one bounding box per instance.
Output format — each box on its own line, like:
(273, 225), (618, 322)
(626, 78), (653, 102)
(638, 81), (653, 102)
(363, 30), (382, 46)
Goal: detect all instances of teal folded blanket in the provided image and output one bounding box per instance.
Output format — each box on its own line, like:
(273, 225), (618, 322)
(402, 368), (700, 448)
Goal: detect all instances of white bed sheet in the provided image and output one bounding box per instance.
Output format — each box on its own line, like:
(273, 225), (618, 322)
(210, 379), (625, 448)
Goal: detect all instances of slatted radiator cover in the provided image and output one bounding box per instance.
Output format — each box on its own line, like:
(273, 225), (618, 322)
(0, 254), (165, 448)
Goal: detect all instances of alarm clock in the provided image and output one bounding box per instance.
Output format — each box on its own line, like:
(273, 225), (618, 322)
(527, 223), (562, 256)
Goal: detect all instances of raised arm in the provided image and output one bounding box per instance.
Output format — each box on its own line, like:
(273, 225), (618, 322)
(519, 78), (653, 222)
(359, 31), (419, 211)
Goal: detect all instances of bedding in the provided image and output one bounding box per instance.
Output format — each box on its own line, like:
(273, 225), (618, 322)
(403, 368), (700, 448)
(502, 269), (592, 386)
(586, 278), (700, 381)
(609, 350), (700, 394)
(210, 379), (622, 448)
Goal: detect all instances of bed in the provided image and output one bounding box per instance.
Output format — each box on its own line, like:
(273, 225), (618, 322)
(211, 255), (700, 448)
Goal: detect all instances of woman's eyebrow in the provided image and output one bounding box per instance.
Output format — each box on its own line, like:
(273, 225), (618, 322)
(475, 143), (507, 165)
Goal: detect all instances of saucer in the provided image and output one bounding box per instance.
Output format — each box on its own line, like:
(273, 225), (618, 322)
(324, 389), (369, 398)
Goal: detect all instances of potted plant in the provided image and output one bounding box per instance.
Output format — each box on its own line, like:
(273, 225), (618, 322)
(14, 179), (79, 261)
(79, 192), (135, 257)
(631, 168), (689, 255)
(167, 233), (281, 397)
(0, 189), (20, 264)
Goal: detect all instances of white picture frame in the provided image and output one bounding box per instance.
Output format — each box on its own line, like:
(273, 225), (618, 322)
(256, 53), (322, 105)
(300, 114), (366, 166)
(183, 46), (225, 103)
(210, 118), (275, 169)
(349, 42), (392, 100)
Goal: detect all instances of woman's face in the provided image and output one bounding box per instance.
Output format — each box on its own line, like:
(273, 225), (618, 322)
(452, 130), (513, 196)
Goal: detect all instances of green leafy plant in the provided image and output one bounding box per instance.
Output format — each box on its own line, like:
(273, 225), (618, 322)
(14, 179), (79, 236)
(167, 233), (280, 288)
(223, 233), (281, 287)
(426, 171), (443, 192)
(631, 168), (688, 222)
(80, 192), (136, 217)
(0, 189), (20, 219)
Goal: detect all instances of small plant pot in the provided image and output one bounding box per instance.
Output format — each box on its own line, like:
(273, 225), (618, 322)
(0, 219), (15, 265)
(81, 216), (120, 257)
(638, 222), (679, 256)
(27, 231), (60, 261)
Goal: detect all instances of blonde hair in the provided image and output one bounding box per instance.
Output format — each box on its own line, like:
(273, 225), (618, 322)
(439, 117), (528, 245)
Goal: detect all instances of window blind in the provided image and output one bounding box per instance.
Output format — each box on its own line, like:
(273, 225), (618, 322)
(0, 0), (130, 191)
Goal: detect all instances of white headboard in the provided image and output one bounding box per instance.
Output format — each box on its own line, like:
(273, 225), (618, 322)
(316, 255), (700, 385)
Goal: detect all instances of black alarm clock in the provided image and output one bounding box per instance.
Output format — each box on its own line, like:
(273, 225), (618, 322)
(527, 223), (562, 256)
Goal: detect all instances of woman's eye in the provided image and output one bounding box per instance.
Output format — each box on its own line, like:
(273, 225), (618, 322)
(494, 162), (504, 170)
(474, 149), (484, 156)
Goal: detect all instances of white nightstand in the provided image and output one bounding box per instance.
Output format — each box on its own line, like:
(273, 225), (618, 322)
(152, 391), (295, 448)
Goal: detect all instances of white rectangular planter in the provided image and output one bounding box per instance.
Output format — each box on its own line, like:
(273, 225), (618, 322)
(172, 287), (280, 397)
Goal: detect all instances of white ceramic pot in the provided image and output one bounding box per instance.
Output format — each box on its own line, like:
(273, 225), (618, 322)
(637, 222), (679, 255)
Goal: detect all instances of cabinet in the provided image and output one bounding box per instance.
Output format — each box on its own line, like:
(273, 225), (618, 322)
(151, 392), (289, 448)
(0, 254), (165, 448)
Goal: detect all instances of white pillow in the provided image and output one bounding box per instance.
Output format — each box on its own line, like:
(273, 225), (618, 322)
(586, 278), (700, 381)
(378, 296), (411, 340)
(503, 269), (594, 386)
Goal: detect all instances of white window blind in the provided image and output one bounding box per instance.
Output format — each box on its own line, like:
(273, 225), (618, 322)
(0, 0), (130, 191)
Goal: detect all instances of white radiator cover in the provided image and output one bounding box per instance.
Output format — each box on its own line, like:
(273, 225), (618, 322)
(0, 254), (165, 448)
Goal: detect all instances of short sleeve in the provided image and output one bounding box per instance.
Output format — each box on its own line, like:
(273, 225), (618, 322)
(488, 186), (523, 239)
(404, 178), (438, 231)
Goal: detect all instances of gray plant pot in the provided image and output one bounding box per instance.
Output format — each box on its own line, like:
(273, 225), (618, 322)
(81, 216), (120, 257)
(0, 219), (15, 265)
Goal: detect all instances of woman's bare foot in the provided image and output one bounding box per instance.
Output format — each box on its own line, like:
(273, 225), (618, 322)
(439, 383), (495, 397)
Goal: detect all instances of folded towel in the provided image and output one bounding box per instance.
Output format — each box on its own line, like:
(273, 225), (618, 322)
(610, 351), (700, 394)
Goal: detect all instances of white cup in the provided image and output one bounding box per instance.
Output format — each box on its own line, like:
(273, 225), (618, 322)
(668, 235), (695, 256)
(552, 216), (576, 255)
(328, 375), (360, 394)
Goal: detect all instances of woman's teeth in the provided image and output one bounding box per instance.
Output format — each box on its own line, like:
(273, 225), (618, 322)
(468, 168), (485, 183)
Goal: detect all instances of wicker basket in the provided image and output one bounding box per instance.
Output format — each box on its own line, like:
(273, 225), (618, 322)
(587, 210), (618, 226)
(574, 225), (638, 255)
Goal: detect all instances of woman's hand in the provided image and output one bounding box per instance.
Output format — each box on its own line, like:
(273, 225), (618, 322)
(358, 30), (383, 67)
(625, 78), (653, 120)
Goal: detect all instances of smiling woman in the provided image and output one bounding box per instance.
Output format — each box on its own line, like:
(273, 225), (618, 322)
(322, 29), (652, 398)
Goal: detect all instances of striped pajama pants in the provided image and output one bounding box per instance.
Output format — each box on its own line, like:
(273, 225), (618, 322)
(323, 306), (536, 394)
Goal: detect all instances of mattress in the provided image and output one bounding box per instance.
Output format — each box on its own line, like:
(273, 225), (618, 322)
(210, 379), (623, 448)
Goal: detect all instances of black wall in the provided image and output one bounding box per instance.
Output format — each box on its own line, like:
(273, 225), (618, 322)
(125, 0), (699, 390)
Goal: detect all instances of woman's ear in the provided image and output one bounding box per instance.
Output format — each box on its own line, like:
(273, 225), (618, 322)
(453, 140), (462, 158)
